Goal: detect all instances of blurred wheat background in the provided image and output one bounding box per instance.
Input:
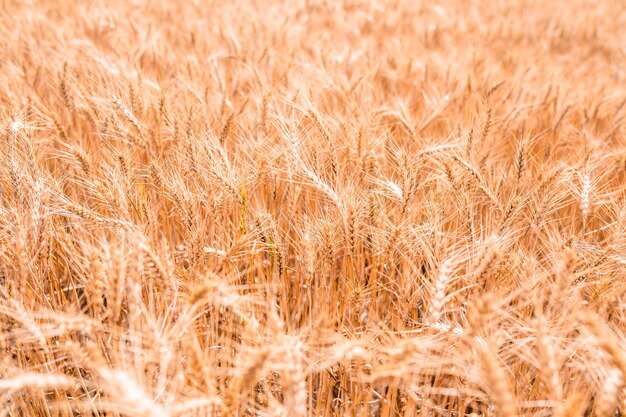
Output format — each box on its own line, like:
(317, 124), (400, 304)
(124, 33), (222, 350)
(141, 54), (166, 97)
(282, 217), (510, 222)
(1, 0), (626, 416)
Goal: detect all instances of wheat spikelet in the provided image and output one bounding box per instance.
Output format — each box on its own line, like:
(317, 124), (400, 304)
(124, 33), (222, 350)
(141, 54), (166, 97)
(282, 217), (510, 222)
(533, 315), (563, 415)
(0, 372), (74, 391)
(475, 338), (517, 417)
(581, 172), (592, 231)
(579, 312), (626, 375)
(595, 368), (623, 417)
(429, 259), (450, 325)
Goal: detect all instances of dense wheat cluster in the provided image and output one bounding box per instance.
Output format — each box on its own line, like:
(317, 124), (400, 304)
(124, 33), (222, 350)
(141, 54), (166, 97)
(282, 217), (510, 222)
(1, 0), (626, 416)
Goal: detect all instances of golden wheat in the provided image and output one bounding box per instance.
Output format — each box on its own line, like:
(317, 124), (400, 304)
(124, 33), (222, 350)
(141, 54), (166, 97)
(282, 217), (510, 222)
(0, 0), (625, 416)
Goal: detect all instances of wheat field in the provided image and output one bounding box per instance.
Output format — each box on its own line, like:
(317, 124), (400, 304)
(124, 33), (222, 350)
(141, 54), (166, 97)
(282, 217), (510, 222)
(1, 0), (625, 416)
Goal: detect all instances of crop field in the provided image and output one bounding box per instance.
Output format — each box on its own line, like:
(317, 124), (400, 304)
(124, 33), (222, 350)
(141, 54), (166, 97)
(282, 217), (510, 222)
(0, 0), (625, 416)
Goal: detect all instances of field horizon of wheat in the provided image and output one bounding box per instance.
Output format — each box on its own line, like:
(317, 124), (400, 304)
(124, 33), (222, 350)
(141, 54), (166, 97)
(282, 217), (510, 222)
(1, 0), (626, 416)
